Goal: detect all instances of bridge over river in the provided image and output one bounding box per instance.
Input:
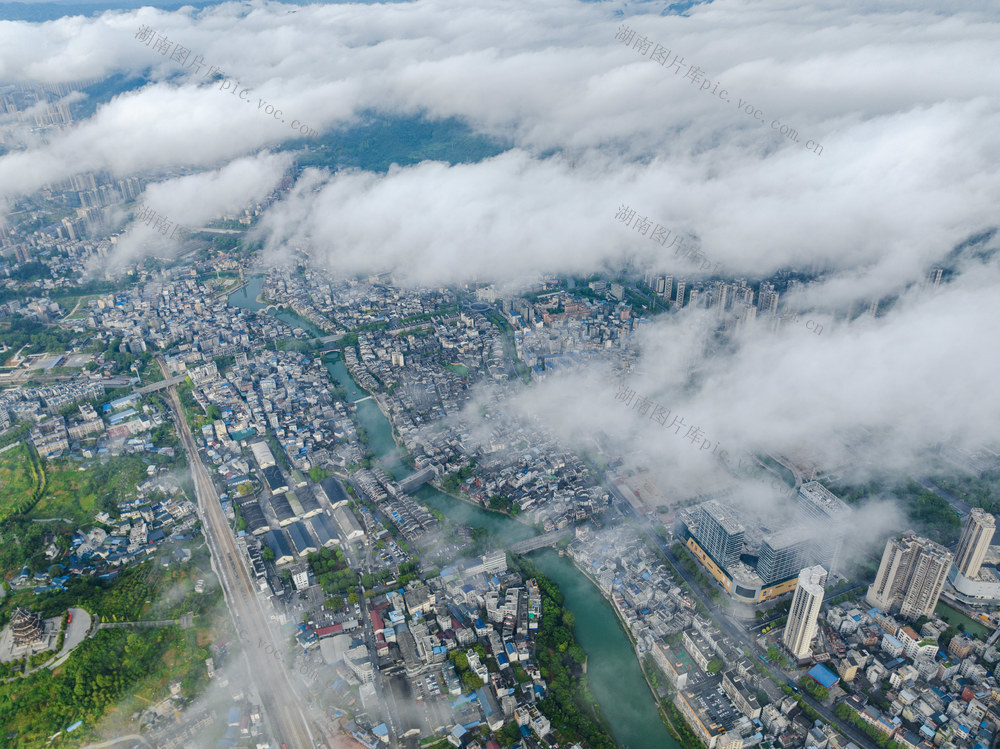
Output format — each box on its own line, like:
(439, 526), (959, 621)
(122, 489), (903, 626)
(506, 529), (570, 554)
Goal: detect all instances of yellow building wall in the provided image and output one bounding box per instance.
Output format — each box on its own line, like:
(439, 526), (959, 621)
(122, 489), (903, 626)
(760, 577), (798, 601)
(686, 538), (733, 592)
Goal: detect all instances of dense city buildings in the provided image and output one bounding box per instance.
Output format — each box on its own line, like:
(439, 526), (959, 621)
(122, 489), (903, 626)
(2, 179), (1000, 748)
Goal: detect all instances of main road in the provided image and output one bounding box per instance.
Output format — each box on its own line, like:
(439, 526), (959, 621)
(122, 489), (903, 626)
(590, 458), (877, 749)
(158, 359), (318, 749)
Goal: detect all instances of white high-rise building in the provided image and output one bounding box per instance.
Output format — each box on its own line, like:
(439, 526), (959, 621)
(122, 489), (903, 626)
(783, 565), (828, 660)
(866, 534), (953, 619)
(954, 508), (995, 579)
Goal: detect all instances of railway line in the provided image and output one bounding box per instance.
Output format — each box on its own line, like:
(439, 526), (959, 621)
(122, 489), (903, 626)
(159, 359), (320, 748)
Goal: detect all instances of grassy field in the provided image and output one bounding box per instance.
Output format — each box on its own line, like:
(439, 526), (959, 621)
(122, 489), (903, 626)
(935, 600), (991, 639)
(0, 443), (44, 523)
(0, 442), (38, 501)
(31, 455), (156, 525)
(50, 292), (101, 320)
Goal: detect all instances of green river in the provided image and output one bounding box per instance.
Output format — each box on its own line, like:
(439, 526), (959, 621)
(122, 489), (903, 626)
(230, 279), (677, 749)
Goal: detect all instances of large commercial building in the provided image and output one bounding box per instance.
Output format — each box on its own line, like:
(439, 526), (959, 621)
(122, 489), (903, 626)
(866, 534), (952, 619)
(674, 495), (839, 604)
(954, 508), (995, 579)
(264, 529), (294, 565)
(757, 528), (811, 587)
(796, 482), (850, 574)
(946, 510), (1000, 606)
(783, 566), (828, 661)
(250, 441), (276, 470)
(696, 500), (746, 570)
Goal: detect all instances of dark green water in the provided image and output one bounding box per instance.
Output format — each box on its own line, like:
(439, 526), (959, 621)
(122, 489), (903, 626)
(228, 287), (677, 749)
(230, 276), (325, 337)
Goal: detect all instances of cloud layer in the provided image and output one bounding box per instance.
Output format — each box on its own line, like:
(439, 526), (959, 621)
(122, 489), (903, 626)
(0, 0), (997, 488)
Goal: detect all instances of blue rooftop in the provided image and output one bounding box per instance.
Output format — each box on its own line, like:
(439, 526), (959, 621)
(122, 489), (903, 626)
(807, 663), (840, 689)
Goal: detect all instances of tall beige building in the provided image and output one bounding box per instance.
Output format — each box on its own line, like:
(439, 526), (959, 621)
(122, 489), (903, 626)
(783, 565), (828, 660)
(954, 508), (995, 579)
(866, 534), (953, 619)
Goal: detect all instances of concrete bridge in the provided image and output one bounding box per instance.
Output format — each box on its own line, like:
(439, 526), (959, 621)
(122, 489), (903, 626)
(399, 466), (437, 494)
(507, 529), (570, 554)
(96, 613), (194, 630)
(132, 374), (186, 395)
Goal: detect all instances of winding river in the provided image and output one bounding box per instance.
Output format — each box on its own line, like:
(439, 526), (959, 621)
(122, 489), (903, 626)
(230, 280), (677, 749)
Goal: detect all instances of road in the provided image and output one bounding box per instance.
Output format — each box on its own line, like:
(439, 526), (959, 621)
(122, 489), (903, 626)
(82, 734), (152, 749)
(914, 476), (972, 520)
(596, 464), (878, 749)
(159, 358), (318, 749)
(656, 538), (877, 748)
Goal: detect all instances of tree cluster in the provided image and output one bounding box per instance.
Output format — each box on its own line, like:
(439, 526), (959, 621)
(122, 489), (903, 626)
(509, 555), (616, 749)
(307, 547), (359, 596)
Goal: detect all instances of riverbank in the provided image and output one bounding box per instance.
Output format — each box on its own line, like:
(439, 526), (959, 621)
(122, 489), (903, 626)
(568, 554), (692, 741)
(331, 360), (680, 747)
(334, 351), (538, 535)
(226, 295), (678, 747)
(509, 554), (618, 749)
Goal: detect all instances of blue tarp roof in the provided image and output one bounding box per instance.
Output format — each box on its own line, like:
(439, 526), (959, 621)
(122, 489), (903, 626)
(808, 663), (840, 689)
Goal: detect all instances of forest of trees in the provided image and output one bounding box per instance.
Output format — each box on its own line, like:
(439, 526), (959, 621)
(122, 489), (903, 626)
(824, 477), (961, 545)
(0, 316), (82, 355)
(0, 625), (207, 745)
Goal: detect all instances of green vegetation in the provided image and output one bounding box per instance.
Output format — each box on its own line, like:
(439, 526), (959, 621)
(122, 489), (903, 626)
(509, 554), (616, 749)
(0, 625), (209, 746)
(765, 646), (791, 668)
(0, 316), (83, 356)
(825, 477), (960, 545)
(287, 113), (509, 173)
(488, 494), (520, 515)
(35, 453), (169, 527)
(447, 649), (484, 693)
(797, 675), (829, 701)
(757, 454), (796, 488)
(0, 449), (181, 577)
(664, 700), (709, 749)
(69, 73), (149, 120)
(835, 703), (906, 749)
(2, 544), (217, 631)
(930, 471), (1000, 513)
(441, 459), (477, 493)
(780, 685), (823, 724)
(935, 600), (989, 639)
(175, 379), (202, 430)
(495, 721), (522, 747)
(0, 443), (44, 523)
(671, 544), (723, 603)
(309, 466), (331, 483)
(307, 547), (359, 597)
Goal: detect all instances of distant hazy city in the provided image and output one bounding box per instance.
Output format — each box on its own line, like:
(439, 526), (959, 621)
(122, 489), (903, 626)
(0, 2), (997, 749)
